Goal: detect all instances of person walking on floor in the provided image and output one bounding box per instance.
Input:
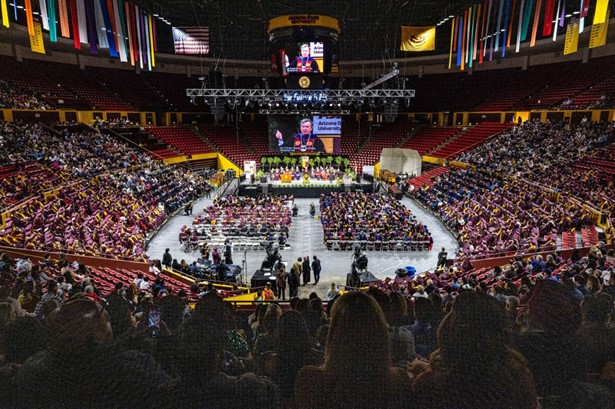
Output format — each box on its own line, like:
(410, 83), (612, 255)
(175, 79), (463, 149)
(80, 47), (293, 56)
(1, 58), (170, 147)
(311, 256), (321, 285)
(302, 256), (311, 286)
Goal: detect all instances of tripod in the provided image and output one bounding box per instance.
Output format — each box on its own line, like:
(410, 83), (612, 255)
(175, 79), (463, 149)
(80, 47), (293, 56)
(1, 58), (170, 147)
(241, 249), (248, 286)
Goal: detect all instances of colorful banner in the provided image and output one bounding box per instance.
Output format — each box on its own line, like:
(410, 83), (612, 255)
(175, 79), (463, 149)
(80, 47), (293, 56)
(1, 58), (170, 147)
(553, 0), (561, 40)
(520, 0), (534, 40)
(38, 0), (49, 30)
(58, 0), (70, 37)
(47, 0), (58, 41)
(530, 0), (542, 45)
(543, 0), (556, 35)
(124, 1), (134, 64)
(563, 17), (579, 54)
(501, 0), (512, 57)
(69, 0), (81, 48)
(495, 0), (505, 51)
(148, 14), (155, 67)
(483, 0), (494, 58)
(506, 0), (517, 48)
(516, 0), (526, 51)
(84, 0), (98, 54)
(589, 8), (609, 47)
(99, 0), (118, 57)
(1, 0), (9, 28)
(449, 17), (455, 69)
(29, 18), (46, 53)
(400, 26), (436, 51)
(593, 0), (609, 24)
(457, 15), (464, 67)
(112, 0), (127, 61)
(76, 0), (88, 44)
(24, 0), (35, 35)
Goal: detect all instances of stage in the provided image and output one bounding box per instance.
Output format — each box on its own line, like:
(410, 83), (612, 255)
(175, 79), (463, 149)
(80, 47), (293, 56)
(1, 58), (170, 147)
(239, 175), (374, 198)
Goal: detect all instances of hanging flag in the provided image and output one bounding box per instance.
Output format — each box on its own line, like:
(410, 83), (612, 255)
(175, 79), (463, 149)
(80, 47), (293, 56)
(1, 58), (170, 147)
(47, 0), (57, 41)
(38, 0), (48, 30)
(24, 0), (35, 35)
(516, 0), (526, 51)
(580, 0), (590, 16)
(58, 0), (70, 37)
(465, 7), (472, 64)
(148, 14), (155, 67)
(457, 15), (464, 67)
(473, 4), (481, 62)
(479, 0), (488, 63)
(543, 0), (556, 35)
(99, 0), (118, 56)
(449, 17), (455, 69)
(559, 0), (566, 27)
(151, 13), (157, 52)
(483, 0), (494, 58)
(400, 25), (436, 51)
(520, 0), (534, 40)
(453, 16), (459, 52)
(501, 0), (512, 57)
(69, 0), (80, 48)
(135, 4), (143, 68)
(495, 0), (505, 51)
(173, 26), (211, 54)
(563, 17), (579, 54)
(112, 0), (127, 62)
(29, 17), (46, 53)
(589, 7), (609, 47)
(124, 0), (134, 64)
(553, 0), (561, 40)
(507, 0), (517, 48)
(1, 0), (9, 28)
(530, 0), (542, 45)
(143, 13), (151, 70)
(84, 0), (98, 54)
(461, 9), (468, 69)
(105, 0), (118, 52)
(76, 0), (88, 44)
(94, 0), (109, 48)
(593, 0), (609, 24)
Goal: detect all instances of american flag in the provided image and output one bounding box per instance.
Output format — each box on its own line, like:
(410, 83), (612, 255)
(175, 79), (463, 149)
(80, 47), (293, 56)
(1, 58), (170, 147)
(172, 27), (210, 54)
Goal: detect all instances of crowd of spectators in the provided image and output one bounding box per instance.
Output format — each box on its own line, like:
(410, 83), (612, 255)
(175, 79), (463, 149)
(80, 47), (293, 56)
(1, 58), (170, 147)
(0, 121), (205, 260)
(415, 120), (614, 258)
(0, 244), (613, 408)
(0, 80), (52, 111)
(320, 192), (432, 249)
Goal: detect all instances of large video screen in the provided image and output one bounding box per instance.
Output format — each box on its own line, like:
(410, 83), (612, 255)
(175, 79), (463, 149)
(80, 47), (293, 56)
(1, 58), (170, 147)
(281, 42), (324, 74)
(268, 115), (341, 154)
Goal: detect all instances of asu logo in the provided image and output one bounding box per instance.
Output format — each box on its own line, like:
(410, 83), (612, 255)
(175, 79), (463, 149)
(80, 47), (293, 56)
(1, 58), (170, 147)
(299, 76), (311, 88)
(410, 35), (426, 45)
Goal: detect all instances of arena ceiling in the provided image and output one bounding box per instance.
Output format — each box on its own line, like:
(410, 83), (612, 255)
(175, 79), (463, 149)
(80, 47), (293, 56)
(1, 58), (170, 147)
(135, 0), (485, 61)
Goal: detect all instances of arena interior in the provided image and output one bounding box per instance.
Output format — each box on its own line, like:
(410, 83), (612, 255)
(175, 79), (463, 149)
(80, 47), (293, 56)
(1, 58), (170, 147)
(0, 0), (615, 408)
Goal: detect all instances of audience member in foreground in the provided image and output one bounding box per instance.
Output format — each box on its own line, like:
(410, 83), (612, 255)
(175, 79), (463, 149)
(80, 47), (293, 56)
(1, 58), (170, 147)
(412, 291), (538, 409)
(294, 291), (412, 409)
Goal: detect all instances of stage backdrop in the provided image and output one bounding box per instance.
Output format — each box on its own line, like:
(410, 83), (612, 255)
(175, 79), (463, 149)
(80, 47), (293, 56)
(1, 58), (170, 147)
(379, 148), (422, 176)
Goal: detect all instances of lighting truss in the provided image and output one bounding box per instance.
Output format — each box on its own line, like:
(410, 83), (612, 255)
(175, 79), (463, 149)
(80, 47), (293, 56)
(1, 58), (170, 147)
(258, 109), (351, 115)
(185, 88), (415, 109)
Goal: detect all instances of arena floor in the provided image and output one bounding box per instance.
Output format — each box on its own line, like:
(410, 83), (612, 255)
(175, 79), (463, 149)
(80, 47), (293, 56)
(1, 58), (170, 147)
(147, 193), (459, 299)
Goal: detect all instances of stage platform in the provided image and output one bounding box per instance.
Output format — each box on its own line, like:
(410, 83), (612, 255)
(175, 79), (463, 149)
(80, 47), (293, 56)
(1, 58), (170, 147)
(239, 176), (374, 198)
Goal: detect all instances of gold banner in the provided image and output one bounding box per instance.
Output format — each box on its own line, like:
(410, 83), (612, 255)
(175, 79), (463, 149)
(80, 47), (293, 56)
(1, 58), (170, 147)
(268, 14), (340, 32)
(29, 19), (46, 54)
(401, 26), (436, 52)
(593, 0), (610, 24)
(590, 8), (610, 48)
(563, 18), (580, 55)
